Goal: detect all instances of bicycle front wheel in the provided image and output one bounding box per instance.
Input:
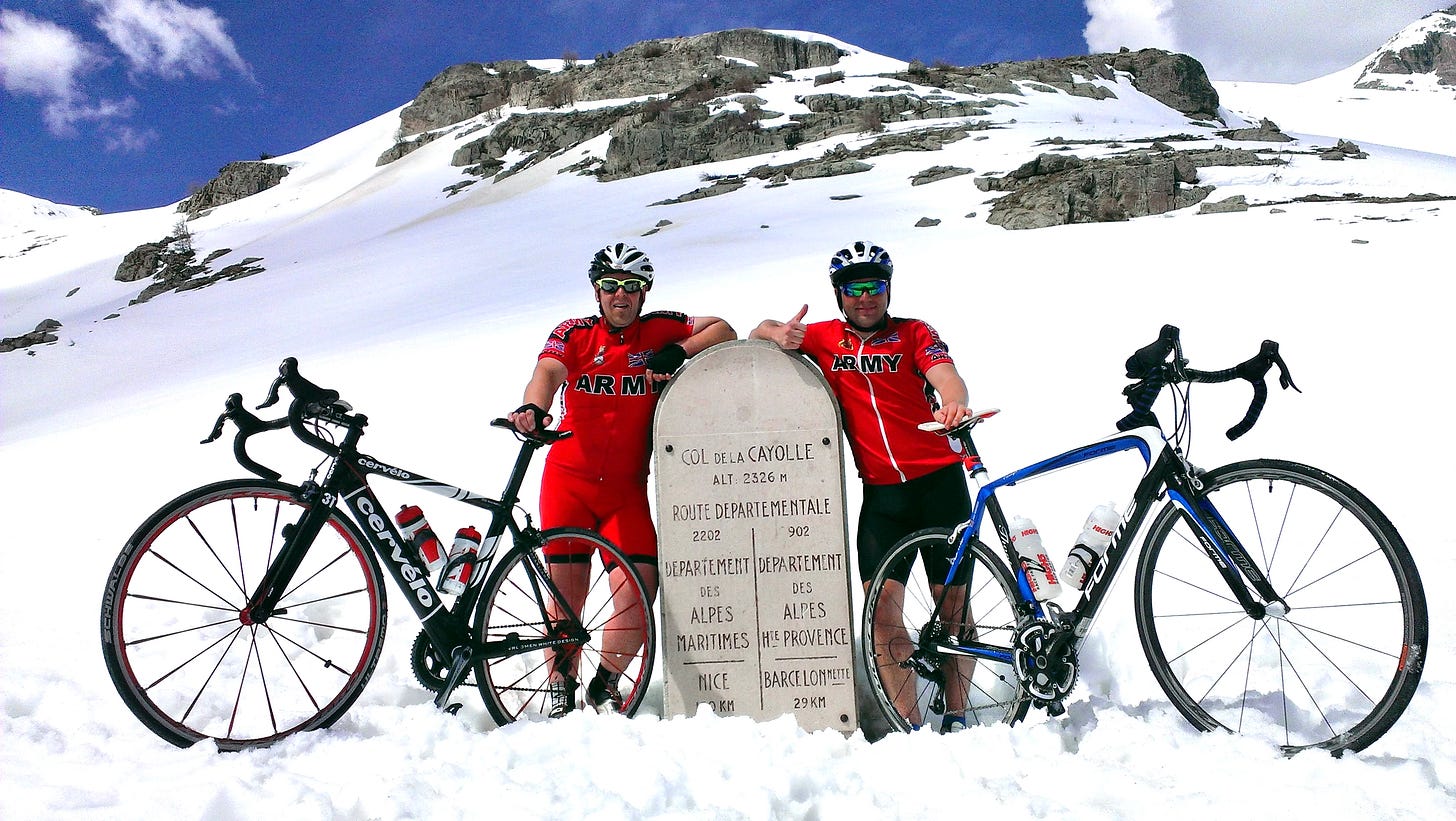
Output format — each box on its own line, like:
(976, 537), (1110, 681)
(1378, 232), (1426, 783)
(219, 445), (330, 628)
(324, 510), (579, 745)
(473, 527), (655, 724)
(1135, 459), (1427, 755)
(100, 479), (388, 749)
(862, 527), (1028, 733)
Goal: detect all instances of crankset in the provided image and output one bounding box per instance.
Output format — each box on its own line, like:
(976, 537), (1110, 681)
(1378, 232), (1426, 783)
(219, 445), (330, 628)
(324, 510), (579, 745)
(1012, 620), (1079, 714)
(410, 630), (474, 693)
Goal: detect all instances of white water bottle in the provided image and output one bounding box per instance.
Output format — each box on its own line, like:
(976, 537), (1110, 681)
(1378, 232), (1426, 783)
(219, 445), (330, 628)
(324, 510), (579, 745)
(1061, 503), (1120, 590)
(441, 525), (482, 595)
(1010, 516), (1061, 600)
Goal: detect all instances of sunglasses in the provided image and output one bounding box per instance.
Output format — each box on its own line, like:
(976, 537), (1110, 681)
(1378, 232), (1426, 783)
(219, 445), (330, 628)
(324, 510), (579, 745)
(596, 277), (649, 294)
(838, 279), (888, 297)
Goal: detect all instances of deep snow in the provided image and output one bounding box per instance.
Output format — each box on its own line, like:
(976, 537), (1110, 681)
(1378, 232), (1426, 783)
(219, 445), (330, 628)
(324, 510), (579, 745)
(3, 32), (1454, 820)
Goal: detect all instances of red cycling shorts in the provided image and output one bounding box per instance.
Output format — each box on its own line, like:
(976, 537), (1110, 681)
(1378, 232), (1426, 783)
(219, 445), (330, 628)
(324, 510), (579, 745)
(539, 464), (658, 565)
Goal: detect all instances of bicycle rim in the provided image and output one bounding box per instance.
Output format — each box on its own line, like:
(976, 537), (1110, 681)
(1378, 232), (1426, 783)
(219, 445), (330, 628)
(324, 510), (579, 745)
(1135, 459), (1427, 755)
(100, 480), (387, 750)
(862, 527), (1028, 733)
(473, 527), (655, 724)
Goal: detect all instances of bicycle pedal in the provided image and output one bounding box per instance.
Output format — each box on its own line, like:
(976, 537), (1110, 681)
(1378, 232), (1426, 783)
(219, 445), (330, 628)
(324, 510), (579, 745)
(444, 703), (463, 716)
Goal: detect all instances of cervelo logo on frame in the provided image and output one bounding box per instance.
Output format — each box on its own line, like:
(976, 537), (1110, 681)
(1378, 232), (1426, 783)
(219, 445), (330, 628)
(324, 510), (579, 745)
(358, 457), (412, 480)
(354, 496), (436, 609)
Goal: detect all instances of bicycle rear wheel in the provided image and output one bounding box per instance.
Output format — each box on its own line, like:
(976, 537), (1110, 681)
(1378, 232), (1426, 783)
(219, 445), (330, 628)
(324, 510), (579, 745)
(472, 527), (655, 724)
(1135, 459), (1427, 755)
(862, 527), (1028, 733)
(100, 479), (387, 749)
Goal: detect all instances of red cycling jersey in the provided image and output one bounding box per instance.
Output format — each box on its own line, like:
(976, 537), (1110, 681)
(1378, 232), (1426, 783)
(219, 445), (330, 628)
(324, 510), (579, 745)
(798, 316), (960, 485)
(538, 311), (695, 483)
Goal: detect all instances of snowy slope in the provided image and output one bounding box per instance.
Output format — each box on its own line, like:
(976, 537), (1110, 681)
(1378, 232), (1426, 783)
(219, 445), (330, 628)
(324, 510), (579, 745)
(2, 30), (1454, 821)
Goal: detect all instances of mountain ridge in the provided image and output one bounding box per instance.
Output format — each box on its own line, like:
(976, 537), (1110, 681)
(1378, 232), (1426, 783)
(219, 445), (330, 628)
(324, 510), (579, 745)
(2, 18), (1453, 365)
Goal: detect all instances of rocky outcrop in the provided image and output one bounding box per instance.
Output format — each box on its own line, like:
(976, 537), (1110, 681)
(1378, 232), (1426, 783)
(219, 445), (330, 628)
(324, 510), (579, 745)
(176, 161), (290, 216)
(911, 166), (975, 185)
(392, 28), (843, 143)
(1358, 6), (1456, 87)
(530, 29), (841, 107)
(978, 151), (1212, 229)
(1319, 139), (1370, 160)
(399, 61), (544, 135)
(885, 48), (1221, 122)
(1107, 49), (1221, 120)
(1215, 120), (1294, 142)
(977, 145), (1292, 228)
(1, 319), (61, 353)
(114, 230), (265, 303)
(454, 104), (643, 177)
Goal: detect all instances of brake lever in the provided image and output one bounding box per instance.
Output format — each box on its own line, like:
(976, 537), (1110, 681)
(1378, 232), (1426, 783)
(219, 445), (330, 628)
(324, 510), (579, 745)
(200, 394), (239, 444)
(258, 372), (286, 410)
(1268, 342), (1301, 393)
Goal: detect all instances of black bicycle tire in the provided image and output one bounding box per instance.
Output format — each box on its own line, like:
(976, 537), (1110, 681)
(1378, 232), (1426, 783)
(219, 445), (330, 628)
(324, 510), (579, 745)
(861, 527), (1029, 734)
(472, 527), (656, 725)
(1133, 459), (1427, 755)
(100, 479), (388, 749)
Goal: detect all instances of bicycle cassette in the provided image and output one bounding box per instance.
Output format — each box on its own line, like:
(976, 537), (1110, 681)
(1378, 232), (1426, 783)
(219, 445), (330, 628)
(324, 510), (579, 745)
(1012, 620), (1078, 704)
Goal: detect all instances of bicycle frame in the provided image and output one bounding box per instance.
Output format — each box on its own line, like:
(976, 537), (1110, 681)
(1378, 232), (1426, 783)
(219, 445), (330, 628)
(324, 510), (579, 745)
(936, 423), (1289, 665)
(240, 422), (577, 702)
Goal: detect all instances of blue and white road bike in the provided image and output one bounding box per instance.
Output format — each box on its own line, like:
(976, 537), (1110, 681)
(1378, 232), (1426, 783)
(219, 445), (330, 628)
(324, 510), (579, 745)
(860, 325), (1427, 755)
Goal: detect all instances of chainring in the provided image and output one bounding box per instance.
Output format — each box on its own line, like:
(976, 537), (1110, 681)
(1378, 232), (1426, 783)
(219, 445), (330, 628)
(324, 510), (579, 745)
(1012, 620), (1079, 703)
(410, 629), (474, 693)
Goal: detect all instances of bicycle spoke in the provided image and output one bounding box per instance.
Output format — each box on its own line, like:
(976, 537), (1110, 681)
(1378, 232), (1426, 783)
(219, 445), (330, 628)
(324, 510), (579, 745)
(179, 627), (247, 723)
(264, 625), (323, 711)
(188, 513), (248, 599)
(1136, 461), (1425, 754)
(106, 484), (388, 748)
(125, 614), (242, 648)
(146, 548), (240, 611)
(144, 624), (244, 690)
(1281, 499), (1343, 596)
(474, 529), (655, 724)
(1284, 547), (1382, 600)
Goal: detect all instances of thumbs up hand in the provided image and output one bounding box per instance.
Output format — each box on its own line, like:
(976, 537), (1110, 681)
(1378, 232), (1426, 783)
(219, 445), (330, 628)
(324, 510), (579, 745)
(776, 304), (809, 350)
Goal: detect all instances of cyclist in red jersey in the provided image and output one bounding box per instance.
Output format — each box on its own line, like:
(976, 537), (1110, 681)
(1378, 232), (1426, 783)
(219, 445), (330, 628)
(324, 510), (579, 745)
(752, 241), (975, 732)
(509, 242), (735, 717)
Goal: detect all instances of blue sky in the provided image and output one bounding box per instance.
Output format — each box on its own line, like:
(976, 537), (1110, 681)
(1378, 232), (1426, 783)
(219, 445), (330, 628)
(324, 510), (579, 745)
(0, 1), (1439, 214)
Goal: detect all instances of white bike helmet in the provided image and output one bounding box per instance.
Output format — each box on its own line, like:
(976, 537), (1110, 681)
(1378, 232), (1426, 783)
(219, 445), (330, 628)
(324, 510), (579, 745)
(589, 242), (655, 284)
(828, 241), (893, 286)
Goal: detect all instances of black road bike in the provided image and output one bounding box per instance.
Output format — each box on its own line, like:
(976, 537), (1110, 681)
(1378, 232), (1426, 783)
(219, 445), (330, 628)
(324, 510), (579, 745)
(861, 326), (1427, 755)
(101, 358), (656, 749)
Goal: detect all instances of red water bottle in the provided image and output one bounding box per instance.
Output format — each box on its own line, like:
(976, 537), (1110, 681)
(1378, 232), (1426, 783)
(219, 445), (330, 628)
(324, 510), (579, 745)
(441, 525), (482, 595)
(395, 504), (447, 575)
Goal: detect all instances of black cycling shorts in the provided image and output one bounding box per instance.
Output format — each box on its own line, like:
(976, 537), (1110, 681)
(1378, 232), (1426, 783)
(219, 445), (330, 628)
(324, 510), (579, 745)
(857, 462), (971, 584)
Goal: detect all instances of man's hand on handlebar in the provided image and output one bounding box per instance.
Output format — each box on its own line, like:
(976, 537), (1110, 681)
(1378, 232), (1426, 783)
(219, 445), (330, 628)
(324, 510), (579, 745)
(509, 403), (553, 435)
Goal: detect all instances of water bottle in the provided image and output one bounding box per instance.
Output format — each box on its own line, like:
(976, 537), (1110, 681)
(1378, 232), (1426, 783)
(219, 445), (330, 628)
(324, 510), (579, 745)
(1009, 516), (1061, 600)
(441, 525), (482, 595)
(1061, 503), (1120, 590)
(395, 504), (447, 575)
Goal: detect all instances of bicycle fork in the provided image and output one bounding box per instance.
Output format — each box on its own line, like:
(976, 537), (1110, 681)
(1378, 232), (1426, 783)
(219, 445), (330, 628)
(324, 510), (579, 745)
(1166, 474), (1290, 619)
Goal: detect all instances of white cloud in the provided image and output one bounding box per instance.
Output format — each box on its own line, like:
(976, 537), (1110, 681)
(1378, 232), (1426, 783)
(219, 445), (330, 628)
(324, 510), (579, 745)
(103, 123), (160, 152)
(1084, 0), (1179, 54)
(42, 94), (138, 137)
(87, 0), (252, 82)
(1083, 0), (1443, 82)
(0, 9), (105, 100)
(2, 2), (252, 141)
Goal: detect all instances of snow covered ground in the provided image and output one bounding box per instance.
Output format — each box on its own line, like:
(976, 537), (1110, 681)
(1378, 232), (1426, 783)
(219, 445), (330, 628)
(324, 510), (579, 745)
(3, 34), (1454, 820)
